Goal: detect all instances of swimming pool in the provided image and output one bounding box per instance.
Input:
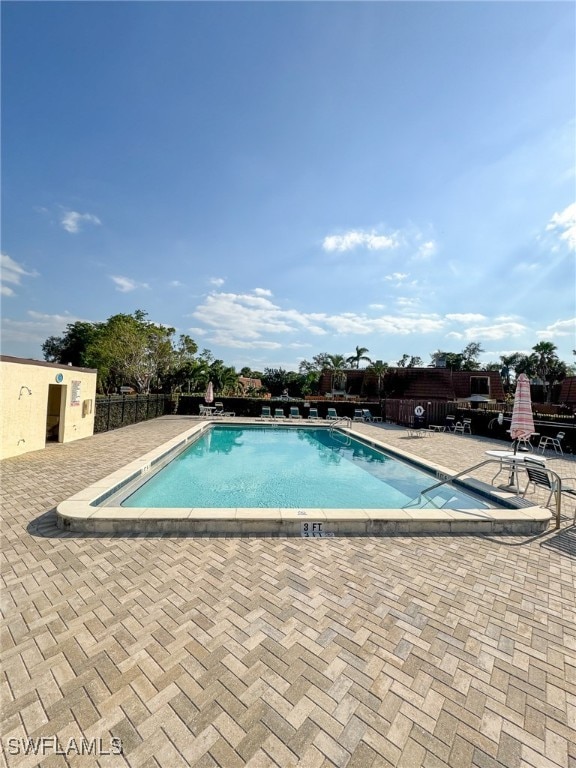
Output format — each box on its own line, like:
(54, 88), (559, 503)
(118, 425), (491, 510)
(56, 419), (552, 535)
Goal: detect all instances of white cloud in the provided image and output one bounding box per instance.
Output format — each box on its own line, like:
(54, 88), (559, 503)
(445, 313), (487, 323)
(396, 297), (421, 309)
(0, 253), (39, 297)
(546, 202), (576, 250)
(61, 210), (101, 234)
(170, 280), (184, 287)
(494, 314), (521, 323)
(209, 277), (225, 287)
(415, 240), (437, 259)
(323, 229), (399, 253)
(1, 311), (83, 345)
(110, 275), (150, 292)
(210, 338), (283, 350)
(455, 321), (528, 341)
(190, 289), (449, 349)
(536, 318), (576, 339)
(191, 291), (299, 341)
(385, 272), (409, 282)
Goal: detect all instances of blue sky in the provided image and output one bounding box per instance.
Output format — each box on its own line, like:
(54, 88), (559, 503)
(2, 1), (575, 372)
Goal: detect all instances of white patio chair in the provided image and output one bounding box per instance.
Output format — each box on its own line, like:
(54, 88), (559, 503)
(522, 458), (576, 519)
(537, 432), (565, 455)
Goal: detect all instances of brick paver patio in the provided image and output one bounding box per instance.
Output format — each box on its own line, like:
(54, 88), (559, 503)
(1, 416), (575, 767)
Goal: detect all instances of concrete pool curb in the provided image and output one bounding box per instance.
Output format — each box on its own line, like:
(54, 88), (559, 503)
(56, 419), (552, 536)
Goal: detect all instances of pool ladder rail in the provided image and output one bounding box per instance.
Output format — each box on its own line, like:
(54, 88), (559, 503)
(328, 416), (352, 432)
(329, 417), (352, 447)
(403, 457), (563, 529)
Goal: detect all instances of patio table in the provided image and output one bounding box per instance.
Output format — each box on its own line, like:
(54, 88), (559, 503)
(485, 450), (546, 492)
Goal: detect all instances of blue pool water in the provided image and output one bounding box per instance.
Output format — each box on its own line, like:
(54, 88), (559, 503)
(120, 425), (491, 510)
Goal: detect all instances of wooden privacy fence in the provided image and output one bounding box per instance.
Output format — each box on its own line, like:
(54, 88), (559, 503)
(94, 394), (171, 433)
(383, 399), (458, 427)
(384, 399), (575, 452)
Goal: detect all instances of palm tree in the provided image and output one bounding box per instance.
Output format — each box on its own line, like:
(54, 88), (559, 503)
(346, 346), (372, 369)
(499, 352), (523, 391)
(366, 361), (388, 397)
(532, 341), (560, 402)
(325, 354), (347, 392)
(209, 360), (239, 395)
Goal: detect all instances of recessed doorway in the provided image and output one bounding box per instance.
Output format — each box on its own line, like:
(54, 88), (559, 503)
(46, 384), (66, 442)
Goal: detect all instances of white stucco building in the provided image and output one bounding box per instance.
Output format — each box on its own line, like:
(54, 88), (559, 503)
(1, 356), (98, 459)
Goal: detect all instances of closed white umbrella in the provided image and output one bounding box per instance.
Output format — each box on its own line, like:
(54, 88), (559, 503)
(500, 372), (535, 491)
(510, 374), (535, 453)
(204, 381), (214, 404)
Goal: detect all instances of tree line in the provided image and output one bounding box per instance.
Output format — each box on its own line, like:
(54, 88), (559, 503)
(42, 311), (234, 395)
(42, 312), (573, 401)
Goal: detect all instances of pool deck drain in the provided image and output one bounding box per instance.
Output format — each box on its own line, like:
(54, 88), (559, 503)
(56, 419), (552, 535)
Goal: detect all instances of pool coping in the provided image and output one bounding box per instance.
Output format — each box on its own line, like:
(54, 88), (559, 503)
(56, 419), (552, 536)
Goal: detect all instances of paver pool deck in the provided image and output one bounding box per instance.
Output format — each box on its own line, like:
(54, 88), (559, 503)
(1, 415), (575, 767)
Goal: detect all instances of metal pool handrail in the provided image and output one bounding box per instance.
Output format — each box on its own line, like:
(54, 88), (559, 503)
(329, 416), (351, 431)
(405, 458), (562, 530)
(329, 417), (352, 447)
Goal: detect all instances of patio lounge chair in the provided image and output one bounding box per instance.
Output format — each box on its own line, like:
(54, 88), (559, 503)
(289, 407), (302, 419)
(274, 408), (286, 419)
(308, 408), (320, 420)
(260, 406), (272, 419)
(443, 415), (456, 432)
(326, 408), (338, 420)
(213, 401), (235, 417)
(353, 409), (364, 421)
(362, 409), (375, 422)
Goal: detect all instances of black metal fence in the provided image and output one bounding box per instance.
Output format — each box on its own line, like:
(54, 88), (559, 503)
(94, 394), (172, 434)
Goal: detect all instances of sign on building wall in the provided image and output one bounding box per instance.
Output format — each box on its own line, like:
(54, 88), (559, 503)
(71, 380), (81, 406)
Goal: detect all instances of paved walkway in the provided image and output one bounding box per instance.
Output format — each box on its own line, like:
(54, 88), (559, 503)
(1, 417), (575, 767)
